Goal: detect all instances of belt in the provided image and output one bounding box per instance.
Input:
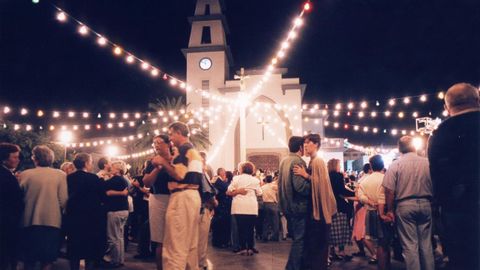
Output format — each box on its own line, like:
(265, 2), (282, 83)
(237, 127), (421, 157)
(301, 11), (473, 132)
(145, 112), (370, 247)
(396, 196), (432, 203)
(170, 188), (198, 194)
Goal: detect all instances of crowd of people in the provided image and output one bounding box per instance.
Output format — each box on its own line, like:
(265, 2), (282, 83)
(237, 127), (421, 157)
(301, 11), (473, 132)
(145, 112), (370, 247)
(0, 82), (478, 270)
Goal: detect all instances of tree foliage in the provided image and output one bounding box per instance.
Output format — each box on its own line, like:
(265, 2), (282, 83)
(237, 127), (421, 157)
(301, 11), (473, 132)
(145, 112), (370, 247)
(0, 123), (65, 170)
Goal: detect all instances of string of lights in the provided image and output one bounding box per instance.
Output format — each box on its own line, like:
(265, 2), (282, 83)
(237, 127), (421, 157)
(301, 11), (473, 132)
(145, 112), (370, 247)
(50, 2), (312, 106)
(52, 5), (198, 94)
(322, 119), (419, 136)
(1, 76), (447, 123)
(301, 91), (446, 110)
(245, 2), (312, 99)
(206, 107), (240, 164)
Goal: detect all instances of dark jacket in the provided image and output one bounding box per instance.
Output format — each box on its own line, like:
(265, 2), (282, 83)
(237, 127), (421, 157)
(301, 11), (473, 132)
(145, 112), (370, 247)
(65, 170), (106, 259)
(329, 172), (355, 215)
(0, 165), (23, 263)
(428, 111), (480, 212)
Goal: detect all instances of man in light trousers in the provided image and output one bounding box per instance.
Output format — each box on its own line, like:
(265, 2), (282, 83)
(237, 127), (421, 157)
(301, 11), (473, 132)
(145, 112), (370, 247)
(383, 136), (434, 270)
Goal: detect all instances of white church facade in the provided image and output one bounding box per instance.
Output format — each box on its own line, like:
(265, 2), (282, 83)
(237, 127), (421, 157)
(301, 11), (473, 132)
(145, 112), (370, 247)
(183, 0), (308, 171)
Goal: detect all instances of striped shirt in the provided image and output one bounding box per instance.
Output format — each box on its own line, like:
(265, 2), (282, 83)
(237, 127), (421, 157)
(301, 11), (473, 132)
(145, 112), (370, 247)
(168, 142), (202, 191)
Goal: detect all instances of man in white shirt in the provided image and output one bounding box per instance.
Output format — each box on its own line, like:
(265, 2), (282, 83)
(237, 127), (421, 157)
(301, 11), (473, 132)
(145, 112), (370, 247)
(357, 155), (392, 270)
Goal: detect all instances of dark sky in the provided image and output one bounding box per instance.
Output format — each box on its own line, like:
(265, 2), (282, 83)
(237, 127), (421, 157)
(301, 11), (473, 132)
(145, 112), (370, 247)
(1, 0), (479, 145)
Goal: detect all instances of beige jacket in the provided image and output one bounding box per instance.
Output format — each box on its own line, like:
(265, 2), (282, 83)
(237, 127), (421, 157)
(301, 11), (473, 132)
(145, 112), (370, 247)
(310, 157), (337, 224)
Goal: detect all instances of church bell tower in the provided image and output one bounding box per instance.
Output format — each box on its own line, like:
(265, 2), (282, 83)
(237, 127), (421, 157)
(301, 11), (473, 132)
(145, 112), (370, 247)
(182, 0), (233, 145)
(182, 0), (232, 113)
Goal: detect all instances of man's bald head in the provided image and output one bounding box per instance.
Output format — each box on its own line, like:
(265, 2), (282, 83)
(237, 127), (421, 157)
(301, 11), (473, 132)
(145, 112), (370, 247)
(445, 83), (480, 116)
(398, 136), (416, 154)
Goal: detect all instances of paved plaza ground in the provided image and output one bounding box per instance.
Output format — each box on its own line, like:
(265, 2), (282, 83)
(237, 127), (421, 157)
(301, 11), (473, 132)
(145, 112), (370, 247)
(15, 239), (448, 270)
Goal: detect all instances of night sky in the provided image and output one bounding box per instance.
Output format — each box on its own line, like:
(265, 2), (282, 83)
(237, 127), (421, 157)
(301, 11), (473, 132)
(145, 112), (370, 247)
(1, 0), (479, 145)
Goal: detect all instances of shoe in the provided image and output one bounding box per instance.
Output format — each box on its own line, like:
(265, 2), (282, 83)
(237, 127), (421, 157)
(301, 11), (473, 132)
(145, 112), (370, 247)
(236, 249), (248, 255)
(352, 251), (366, 257)
(343, 255), (353, 261)
(331, 254), (344, 261)
(133, 254), (149, 259)
(232, 248), (241, 253)
(250, 248), (259, 254)
(368, 258), (378, 265)
(247, 249), (254, 256)
(103, 262), (122, 269)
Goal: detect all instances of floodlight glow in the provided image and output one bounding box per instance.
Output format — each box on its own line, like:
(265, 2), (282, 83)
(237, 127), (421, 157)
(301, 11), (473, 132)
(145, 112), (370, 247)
(412, 137), (423, 150)
(59, 130), (73, 144)
(105, 145), (119, 157)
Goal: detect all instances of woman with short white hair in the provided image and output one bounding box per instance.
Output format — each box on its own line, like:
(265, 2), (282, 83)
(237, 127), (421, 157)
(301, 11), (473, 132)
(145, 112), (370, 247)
(103, 160), (129, 268)
(20, 145), (68, 270)
(60, 162), (75, 175)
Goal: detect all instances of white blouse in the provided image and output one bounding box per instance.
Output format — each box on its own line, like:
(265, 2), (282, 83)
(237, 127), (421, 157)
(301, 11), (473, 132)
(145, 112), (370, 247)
(228, 174), (263, 215)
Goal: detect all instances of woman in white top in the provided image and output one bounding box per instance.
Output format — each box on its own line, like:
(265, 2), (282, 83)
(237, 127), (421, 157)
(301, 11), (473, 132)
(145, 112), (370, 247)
(227, 162), (262, 255)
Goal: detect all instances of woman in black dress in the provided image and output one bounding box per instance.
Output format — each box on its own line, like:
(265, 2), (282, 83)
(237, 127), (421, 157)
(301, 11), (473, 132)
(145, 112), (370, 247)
(211, 168), (232, 248)
(65, 153), (106, 270)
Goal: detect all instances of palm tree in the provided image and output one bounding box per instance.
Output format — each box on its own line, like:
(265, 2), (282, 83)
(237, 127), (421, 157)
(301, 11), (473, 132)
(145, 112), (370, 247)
(132, 96), (211, 153)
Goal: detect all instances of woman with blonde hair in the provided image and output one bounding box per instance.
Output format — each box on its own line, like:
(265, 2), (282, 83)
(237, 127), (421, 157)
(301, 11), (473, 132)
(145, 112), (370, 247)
(60, 162), (75, 175)
(103, 160), (129, 268)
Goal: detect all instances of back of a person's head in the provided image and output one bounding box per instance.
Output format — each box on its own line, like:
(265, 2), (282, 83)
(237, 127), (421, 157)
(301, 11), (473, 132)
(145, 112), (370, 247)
(327, 158), (340, 173)
(362, 163), (372, 174)
(168, 121), (190, 137)
(98, 157), (109, 170)
(398, 136), (416, 154)
(288, 136), (304, 153)
(60, 162), (74, 172)
(111, 160), (127, 175)
(73, 153), (91, 170)
(32, 145), (54, 167)
(240, 161), (255, 175)
(445, 83), (480, 114)
(0, 143), (20, 163)
(265, 175), (273, 183)
(369, 155), (384, 172)
(226, 171), (233, 181)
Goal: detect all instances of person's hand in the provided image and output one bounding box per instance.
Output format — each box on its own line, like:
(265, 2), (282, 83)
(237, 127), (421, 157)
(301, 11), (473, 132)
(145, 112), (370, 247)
(132, 180), (140, 188)
(386, 211), (395, 222)
(106, 189), (128, 196)
(380, 214), (393, 223)
(367, 199), (377, 207)
(236, 188), (247, 195)
(293, 165), (309, 179)
(152, 155), (167, 167)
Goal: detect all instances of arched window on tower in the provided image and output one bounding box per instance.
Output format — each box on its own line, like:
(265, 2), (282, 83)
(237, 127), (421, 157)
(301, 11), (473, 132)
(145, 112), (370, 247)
(201, 26), (212, 44)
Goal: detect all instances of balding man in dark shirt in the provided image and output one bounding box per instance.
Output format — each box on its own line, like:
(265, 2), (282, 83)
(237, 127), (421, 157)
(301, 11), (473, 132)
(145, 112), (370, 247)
(428, 82), (480, 270)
